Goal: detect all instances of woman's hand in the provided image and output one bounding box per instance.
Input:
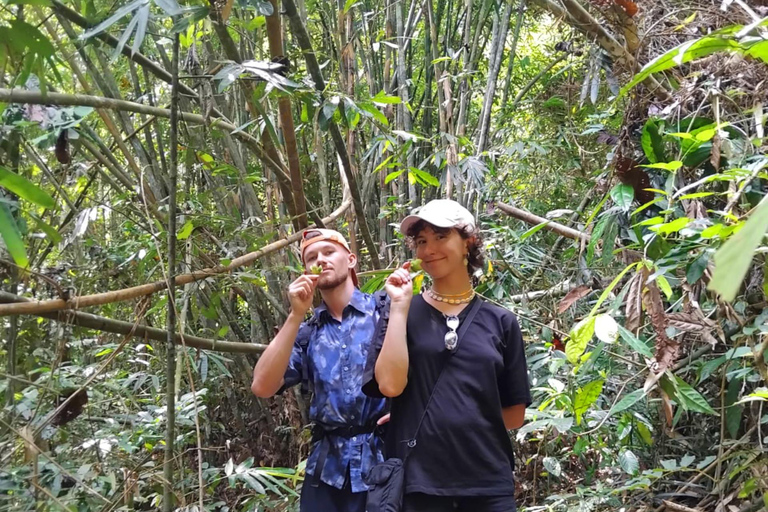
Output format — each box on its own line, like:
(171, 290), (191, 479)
(385, 262), (413, 307)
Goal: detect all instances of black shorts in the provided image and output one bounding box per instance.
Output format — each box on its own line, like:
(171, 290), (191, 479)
(299, 476), (366, 512)
(403, 493), (517, 512)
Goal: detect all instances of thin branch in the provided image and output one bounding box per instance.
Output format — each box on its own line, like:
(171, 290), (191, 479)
(495, 201), (591, 242)
(0, 291), (267, 354)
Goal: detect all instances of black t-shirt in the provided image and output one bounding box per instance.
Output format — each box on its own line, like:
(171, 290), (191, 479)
(363, 295), (532, 496)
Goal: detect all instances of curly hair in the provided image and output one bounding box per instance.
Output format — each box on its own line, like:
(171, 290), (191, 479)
(405, 219), (485, 278)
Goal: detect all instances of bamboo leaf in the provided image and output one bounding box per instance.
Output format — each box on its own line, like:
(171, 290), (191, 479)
(80, 0), (145, 40)
(0, 204), (28, 268)
(0, 166), (55, 209)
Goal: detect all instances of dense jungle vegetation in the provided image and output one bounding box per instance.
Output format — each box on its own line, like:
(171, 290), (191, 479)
(1, 0), (767, 509)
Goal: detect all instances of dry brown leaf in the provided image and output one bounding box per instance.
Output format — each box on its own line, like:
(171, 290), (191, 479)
(660, 389), (674, 428)
(221, 0), (235, 22)
(624, 270), (644, 331)
(644, 280), (679, 372)
(557, 285), (592, 314)
(667, 311), (723, 347)
(711, 132), (721, 171)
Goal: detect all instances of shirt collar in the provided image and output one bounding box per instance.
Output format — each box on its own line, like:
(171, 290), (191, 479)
(314, 289), (372, 322)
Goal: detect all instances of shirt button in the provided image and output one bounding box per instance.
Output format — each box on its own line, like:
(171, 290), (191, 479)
(352, 436), (357, 442)
(342, 344), (347, 349)
(346, 389), (352, 394)
(344, 366), (349, 371)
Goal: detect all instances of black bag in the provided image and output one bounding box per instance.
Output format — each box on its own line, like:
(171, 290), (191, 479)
(363, 298), (483, 512)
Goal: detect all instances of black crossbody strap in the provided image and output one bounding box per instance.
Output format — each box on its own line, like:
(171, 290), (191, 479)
(403, 297), (483, 459)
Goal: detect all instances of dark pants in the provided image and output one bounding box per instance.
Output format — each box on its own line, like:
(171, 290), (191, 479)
(299, 474), (366, 512)
(403, 493), (517, 512)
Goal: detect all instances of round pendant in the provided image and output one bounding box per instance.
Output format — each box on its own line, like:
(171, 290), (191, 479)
(444, 331), (458, 351)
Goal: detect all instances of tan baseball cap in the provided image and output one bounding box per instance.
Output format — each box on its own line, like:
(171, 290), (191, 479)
(399, 199), (476, 235)
(300, 228), (359, 287)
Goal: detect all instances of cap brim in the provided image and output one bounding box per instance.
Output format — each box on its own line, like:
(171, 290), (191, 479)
(399, 213), (457, 235)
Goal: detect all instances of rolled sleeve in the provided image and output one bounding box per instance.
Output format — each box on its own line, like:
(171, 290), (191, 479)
(498, 314), (532, 408)
(276, 326), (309, 395)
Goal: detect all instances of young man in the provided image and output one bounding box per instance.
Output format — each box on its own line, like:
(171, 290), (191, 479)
(251, 228), (388, 512)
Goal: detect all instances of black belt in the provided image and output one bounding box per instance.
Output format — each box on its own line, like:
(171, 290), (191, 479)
(309, 421), (386, 487)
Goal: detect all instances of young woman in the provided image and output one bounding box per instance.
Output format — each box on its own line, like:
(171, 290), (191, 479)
(363, 199), (531, 512)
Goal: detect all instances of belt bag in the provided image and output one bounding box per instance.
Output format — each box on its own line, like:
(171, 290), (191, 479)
(363, 298), (483, 512)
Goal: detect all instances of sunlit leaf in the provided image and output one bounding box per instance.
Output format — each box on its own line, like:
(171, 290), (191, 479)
(0, 204), (28, 268)
(708, 197), (768, 301)
(0, 166), (55, 209)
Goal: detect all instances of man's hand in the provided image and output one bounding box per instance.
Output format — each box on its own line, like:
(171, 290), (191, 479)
(385, 262), (413, 306)
(377, 413), (391, 425)
(287, 274), (319, 316)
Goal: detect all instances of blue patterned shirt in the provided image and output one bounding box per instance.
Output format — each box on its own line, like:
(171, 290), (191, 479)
(281, 289), (388, 492)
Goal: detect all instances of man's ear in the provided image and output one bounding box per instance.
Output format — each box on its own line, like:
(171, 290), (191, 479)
(348, 252), (358, 269)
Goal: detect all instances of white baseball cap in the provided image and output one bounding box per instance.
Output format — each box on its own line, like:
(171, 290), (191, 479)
(399, 199), (476, 235)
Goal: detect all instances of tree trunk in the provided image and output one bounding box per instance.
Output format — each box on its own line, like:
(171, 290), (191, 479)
(282, 0), (382, 269)
(266, 0), (308, 229)
(500, 0), (526, 108)
(475, 0), (513, 153)
(162, 33), (180, 512)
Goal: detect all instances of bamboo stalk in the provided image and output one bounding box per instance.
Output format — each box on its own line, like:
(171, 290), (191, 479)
(0, 291), (267, 354)
(495, 201), (591, 241)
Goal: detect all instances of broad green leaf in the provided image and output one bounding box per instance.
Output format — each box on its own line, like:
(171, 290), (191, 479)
(673, 375), (718, 415)
(620, 36), (740, 96)
(708, 196), (768, 301)
(656, 275), (673, 299)
(359, 102), (389, 126)
(574, 379), (604, 425)
(679, 192), (715, 200)
(408, 167), (439, 187)
(178, 220), (195, 240)
(637, 422), (654, 446)
(634, 216), (664, 227)
(612, 389), (646, 414)
(640, 161), (683, 172)
(0, 166), (55, 209)
(641, 119), (666, 163)
(343, 0), (358, 14)
(651, 217), (690, 236)
(372, 91), (401, 105)
(566, 316), (595, 364)
(617, 324), (654, 358)
(0, 204), (28, 267)
(725, 377), (742, 438)
(587, 214), (609, 264)
(384, 170), (404, 185)
(736, 387), (768, 404)
(619, 449), (639, 475)
(594, 314), (618, 344)
(610, 183), (635, 210)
